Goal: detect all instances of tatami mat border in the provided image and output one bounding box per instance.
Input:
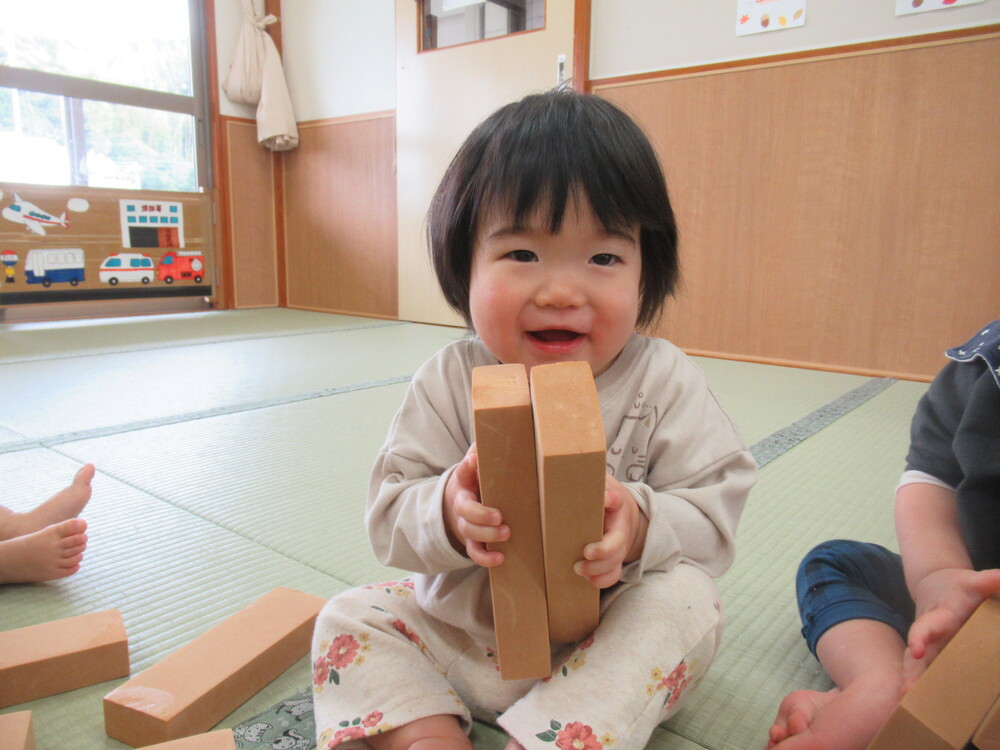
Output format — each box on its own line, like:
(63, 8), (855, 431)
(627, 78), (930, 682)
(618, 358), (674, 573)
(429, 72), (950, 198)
(0, 374), (413, 454)
(0, 319), (405, 364)
(750, 377), (897, 468)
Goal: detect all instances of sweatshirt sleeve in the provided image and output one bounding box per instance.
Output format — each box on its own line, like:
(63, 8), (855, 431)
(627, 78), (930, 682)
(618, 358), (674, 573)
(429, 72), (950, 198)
(365, 346), (477, 575)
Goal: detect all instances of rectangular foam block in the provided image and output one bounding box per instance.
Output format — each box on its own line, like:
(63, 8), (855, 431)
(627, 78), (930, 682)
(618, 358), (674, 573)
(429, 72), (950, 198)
(141, 729), (237, 749)
(867, 594), (1000, 750)
(530, 361), (606, 644)
(104, 587), (325, 747)
(473, 363), (551, 680)
(0, 609), (129, 708)
(0, 711), (35, 750)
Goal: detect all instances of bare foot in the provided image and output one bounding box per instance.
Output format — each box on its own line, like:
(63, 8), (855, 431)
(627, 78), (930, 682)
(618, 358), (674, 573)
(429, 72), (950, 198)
(767, 676), (899, 750)
(0, 518), (89, 583)
(0, 464), (94, 540)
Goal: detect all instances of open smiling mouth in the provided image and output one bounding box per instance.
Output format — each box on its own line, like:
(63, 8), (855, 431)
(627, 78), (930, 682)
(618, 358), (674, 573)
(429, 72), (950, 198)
(528, 329), (583, 344)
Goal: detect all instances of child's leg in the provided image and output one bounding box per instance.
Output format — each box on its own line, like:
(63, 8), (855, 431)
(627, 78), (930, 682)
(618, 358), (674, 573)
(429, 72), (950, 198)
(312, 579), (518, 750)
(0, 518), (88, 583)
(768, 540), (913, 750)
(0, 463), (94, 540)
(497, 564), (722, 750)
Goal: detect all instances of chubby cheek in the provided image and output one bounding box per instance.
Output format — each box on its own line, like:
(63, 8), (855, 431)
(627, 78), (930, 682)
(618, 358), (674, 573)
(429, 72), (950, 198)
(469, 276), (519, 361)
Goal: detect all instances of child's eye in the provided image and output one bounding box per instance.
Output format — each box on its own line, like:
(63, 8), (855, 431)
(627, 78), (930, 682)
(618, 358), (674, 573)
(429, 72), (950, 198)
(591, 253), (620, 266)
(505, 249), (538, 262)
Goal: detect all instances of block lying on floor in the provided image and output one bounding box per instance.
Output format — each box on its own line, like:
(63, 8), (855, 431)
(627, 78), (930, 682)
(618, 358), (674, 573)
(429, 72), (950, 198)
(0, 609), (129, 708)
(104, 587), (325, 747)
(530, 361), (606, 645)
(867, 594), (1000, 750)
(473, 363), (550, 680)
(0, 711), (35, 750)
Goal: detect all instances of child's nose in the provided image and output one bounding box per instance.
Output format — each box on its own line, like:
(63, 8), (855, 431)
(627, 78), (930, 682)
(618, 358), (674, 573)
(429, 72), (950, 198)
(534, 272), (584, 308)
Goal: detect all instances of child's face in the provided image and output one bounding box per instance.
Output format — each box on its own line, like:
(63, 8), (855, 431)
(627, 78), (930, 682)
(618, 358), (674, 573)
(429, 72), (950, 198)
(469, 198), (641, 376)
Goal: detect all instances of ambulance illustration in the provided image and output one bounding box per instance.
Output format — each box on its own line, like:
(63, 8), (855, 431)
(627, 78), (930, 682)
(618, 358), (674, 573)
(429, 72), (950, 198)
(157, 250), (205, 283)
(99, 253), (155, 285)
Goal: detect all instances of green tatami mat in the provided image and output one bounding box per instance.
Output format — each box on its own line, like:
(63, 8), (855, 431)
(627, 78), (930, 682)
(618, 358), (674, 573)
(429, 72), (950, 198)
(56, 382), (415, 586)
(0, 322), (465, 448)
(661, 379), (928, 750)
(0, 308), (400, 362)
(690, 356), (872, 447)
(0, 450), (348, 749)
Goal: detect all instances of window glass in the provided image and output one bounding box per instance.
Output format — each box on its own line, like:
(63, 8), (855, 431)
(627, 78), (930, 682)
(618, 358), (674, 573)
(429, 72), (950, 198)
(2, 0), (193, 96)
(0, 89), (197, 191)
(421, 0), (544, 51)
(0, 0), (208, 191)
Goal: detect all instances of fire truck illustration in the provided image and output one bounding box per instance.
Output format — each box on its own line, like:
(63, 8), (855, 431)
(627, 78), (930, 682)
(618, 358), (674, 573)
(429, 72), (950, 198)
(158, 250), (205, 283)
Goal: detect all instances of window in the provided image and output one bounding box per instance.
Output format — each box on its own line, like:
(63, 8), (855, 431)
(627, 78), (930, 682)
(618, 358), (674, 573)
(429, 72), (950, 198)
(0, 0), (211, 192)
(420, 0), (545, 51)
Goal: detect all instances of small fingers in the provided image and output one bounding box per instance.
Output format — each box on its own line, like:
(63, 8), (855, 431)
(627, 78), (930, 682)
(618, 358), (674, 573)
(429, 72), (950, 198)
(467, 539), (504, 568)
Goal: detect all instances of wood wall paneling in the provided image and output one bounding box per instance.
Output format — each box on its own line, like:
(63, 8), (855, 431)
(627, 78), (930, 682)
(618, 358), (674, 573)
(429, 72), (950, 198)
(597, 35), (1000, 380)
(281, 113), (398, 319)
(225, 119), (280, 308)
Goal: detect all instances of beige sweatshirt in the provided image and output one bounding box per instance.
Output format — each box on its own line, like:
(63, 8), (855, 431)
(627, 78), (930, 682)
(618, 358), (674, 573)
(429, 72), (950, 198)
(367, 335), (757, 645)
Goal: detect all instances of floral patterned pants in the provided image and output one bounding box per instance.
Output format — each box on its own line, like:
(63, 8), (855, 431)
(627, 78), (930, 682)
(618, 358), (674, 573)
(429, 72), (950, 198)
(311, 563), (722, 750)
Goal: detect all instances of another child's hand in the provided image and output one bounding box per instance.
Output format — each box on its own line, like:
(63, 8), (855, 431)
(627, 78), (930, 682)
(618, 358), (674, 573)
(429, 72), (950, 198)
(574, 475), (648, 589)
(443, 444), (509, 568)
(902, 566), (1000, 692)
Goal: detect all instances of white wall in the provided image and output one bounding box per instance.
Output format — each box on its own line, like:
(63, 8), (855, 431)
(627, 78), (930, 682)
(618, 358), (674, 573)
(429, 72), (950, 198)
(216, 1), (998, 123)
(215, 0), (396, 121)
(591, 0), (1000, 80)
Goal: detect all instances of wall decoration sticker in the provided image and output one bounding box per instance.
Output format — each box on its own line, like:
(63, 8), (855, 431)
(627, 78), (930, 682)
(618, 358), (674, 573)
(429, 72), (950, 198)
(896, 0), (984, 14)
(2, 192), (70, 235)
(119, 199), (185, 249)
(1, 182), (212, 305)
(737, 0), (807, 36)
(1, 250), (18, 283)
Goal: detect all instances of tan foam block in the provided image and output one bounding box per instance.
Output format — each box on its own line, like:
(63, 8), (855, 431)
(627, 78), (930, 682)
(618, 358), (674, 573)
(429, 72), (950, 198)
(141, 729), (236, 749)
(0, 711), (35, 750)
(973, 694), (1000, 750)
(530, 361), (605, 644)
(867, 594), (1000, 750)
(0, 609), (129, 708)
(104, 587), (325, 747)
(473, 364), (551, 680)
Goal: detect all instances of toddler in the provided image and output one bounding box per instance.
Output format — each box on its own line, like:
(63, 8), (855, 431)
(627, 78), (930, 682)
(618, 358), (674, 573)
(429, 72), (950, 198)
(312, 90), (756, 750)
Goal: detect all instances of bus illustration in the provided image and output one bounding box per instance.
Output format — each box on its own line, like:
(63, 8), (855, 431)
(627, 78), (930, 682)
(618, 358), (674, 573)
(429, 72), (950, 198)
(99, 253), (155, 285)
(157, 250), (205, 283)
(24, 248), (86, 287)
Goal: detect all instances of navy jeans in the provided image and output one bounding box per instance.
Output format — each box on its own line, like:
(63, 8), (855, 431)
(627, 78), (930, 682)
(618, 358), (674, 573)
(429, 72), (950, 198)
(796, 539), (916, 656)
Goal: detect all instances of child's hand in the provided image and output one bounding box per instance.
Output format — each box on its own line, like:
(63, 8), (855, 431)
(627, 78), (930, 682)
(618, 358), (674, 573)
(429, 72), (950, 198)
(902, 566), (1000, 692)
(443, 444), (510, 568)
(574, 475), (648, 589)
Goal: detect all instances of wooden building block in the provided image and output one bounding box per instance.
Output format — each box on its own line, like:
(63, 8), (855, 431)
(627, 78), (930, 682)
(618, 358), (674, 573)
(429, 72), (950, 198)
(104, 587), (325, 748)
(530, 361), (606, 644)
(142, 729), (236, 749)
(868, 594), (1000, 750)
(974, 694), (1000, 750)
(0, 711), (35, 750)
(0, 609), (129, 708)
(473, 364), (551, 680)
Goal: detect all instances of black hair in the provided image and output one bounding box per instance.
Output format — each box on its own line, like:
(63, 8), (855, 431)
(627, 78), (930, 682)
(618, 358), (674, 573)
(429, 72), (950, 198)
(427, 88), (679, 330)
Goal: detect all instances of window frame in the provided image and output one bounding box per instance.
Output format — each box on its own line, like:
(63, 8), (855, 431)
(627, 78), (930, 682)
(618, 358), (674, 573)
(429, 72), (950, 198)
(0, 0), (213, 191)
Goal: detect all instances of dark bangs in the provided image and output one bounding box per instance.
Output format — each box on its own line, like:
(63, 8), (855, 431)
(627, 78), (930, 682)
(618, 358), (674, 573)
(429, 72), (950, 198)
(429, 90), (679, 329)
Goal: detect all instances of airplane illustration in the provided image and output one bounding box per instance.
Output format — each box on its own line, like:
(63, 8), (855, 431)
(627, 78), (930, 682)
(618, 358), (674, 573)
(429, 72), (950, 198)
(2, 193), (69, 236)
